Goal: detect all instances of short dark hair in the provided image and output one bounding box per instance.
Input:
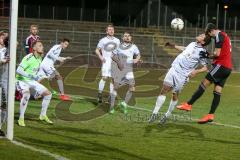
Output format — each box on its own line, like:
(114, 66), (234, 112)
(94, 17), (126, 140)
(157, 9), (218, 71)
(105, 24), (114, 31)
(205, 23), (217, 35)
(0, 32), (4, 37)
(61, 38), (70, 43)
(122, 32), (132, 36)
(202, 35), (211, 46)
(3, 36), (9, 48)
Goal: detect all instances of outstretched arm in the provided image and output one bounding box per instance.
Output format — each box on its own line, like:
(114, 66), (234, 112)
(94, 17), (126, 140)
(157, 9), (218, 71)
(189, 65), (208, 78)
(165, 42), (185, 51)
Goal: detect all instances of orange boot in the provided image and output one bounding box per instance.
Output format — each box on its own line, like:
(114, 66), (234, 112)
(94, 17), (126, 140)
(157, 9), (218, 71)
(176, 102), (192, 111)
(198, 114), (214, 124)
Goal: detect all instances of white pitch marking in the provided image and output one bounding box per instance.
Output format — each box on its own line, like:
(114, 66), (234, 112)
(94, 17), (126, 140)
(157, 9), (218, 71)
(11, 140), (71, 160)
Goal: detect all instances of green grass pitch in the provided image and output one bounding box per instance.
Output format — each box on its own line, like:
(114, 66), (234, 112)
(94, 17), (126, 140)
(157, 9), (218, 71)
(1, 67), (240, 160)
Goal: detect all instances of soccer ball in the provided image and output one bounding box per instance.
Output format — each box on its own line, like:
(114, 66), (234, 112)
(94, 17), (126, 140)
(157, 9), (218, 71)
(171, 18), (184, 31)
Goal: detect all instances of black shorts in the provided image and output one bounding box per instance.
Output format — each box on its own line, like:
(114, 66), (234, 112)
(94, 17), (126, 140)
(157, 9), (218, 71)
(205, 64), (232, 87)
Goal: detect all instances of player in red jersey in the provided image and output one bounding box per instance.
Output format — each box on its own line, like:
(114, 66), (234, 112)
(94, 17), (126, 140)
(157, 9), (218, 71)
(177, 23), (232, 124)
(25, 24), (40, 54)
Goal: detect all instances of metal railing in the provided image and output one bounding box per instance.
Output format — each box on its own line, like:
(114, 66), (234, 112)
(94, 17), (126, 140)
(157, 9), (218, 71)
(8, 28), (240, 71)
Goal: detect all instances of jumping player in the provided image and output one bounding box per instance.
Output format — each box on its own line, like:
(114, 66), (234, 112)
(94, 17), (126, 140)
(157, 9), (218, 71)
(148, 33), (211, 125)
(177, 23), (232, 124)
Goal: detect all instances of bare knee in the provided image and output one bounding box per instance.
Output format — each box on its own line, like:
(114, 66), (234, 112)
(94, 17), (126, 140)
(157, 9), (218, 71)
(42, 90), (51, 96)
(56, 75), (63, 80)
(214, 85), (222, 93)
(129, 86), (135, 92)
(202, 79), (211, 87)
(160, 84), (172, 95)
(172, 93), (178, 101)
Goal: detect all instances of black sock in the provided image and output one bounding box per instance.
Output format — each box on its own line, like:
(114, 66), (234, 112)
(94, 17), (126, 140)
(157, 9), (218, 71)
(209, 91), (221, 114)
(188, 83), (206, 105)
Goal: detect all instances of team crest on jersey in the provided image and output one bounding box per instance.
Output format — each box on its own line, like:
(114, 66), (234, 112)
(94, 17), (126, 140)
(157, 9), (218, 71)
(119, 43), (132, 50)
(104, 42), (117, 51)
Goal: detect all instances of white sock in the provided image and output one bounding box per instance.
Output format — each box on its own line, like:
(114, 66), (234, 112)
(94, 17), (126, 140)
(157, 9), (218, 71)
(124, 90), (133, 104)
(57, 79), (64, 95)
(1, 110), (7, 125)
(19, 92), (30, 119)
(40, 94), (52, 116)
(110, 90), (117, 109)
(109, 82), (114, 94)
(152, 95), (166, 114)
(0, 109), (2, 129)
(98, 79), (106, 93)
(165, 99), (178, 117)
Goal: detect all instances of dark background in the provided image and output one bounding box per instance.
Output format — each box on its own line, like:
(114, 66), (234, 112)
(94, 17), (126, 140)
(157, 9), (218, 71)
(1, 0), (239, 26)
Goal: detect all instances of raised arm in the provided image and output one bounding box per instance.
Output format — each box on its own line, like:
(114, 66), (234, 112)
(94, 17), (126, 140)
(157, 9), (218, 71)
(165, 42), (185, 51)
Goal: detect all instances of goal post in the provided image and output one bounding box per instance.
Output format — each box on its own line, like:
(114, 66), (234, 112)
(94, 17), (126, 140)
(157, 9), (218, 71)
(7, 0), (19, 140)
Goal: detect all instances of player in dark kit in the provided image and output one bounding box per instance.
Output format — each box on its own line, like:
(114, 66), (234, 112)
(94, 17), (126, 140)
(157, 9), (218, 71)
(177, 23), (232, 124)
(25, 25), (40, 54)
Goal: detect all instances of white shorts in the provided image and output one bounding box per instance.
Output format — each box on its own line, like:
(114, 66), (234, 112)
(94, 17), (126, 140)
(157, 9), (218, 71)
(101, 58), (112, 77)
(16, 80), (48, 95)
(163, 67), (189, 93)
(38, 65), (60, 79)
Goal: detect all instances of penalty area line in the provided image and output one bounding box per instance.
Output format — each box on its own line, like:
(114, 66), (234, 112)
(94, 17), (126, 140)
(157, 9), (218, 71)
(11, 140), (71, 160)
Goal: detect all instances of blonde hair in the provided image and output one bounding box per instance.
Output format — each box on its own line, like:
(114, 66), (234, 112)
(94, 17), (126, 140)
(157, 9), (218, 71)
(30, 24), (38, 30)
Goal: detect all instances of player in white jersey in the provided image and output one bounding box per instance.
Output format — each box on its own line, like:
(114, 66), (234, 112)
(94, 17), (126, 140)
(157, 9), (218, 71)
(38, 38), (71, 101)
(110, 32), (141, 114)
(0, 33), (9, 136)
(96, 25), (120, 103)
(148, 33), (211, 125)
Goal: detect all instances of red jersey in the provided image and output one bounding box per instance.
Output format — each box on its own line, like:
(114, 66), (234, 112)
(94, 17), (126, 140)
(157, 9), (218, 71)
(213, 31), (232, 69)
(25, 34), (40, 54)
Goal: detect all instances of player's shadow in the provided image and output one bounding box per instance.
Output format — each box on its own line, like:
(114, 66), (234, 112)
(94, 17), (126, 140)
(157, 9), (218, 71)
(54, 97), (110, 121)
(144, 123), (240, 145)
(17, 126), (152, 160)
(144, 122), (205, 138)
(50, 126), (122, 137)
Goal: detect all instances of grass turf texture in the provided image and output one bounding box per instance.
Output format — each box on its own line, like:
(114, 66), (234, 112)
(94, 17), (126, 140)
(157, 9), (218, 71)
(1, 67), (240, 160)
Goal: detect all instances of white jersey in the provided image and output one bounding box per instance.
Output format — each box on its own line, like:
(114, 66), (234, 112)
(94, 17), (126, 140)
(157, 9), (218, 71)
(97, 36), (120, 77)
(171, 42), (208, 77)
(0, 47), (8, 76)
(112, 43), (140, 80)
(113, 43), (140, 65)
(0, 47), (9, 97)
(97, 36), (120, 60)
(41, 44), (62, 66)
